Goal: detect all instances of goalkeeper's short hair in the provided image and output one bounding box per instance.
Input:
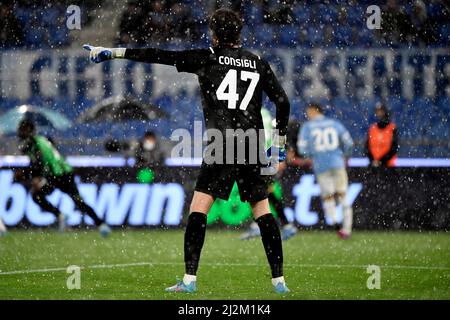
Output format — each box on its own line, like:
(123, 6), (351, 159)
(209, 9), (243, 46)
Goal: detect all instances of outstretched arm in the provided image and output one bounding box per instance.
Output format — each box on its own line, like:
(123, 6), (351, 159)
(83, 44), (180, 65)
(124, 48), (185, 66)
(83, 44), (202, 69)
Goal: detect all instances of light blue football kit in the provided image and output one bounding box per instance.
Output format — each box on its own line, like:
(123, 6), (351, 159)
(297, 115), (353, 175)
(298, 114), (354, 236)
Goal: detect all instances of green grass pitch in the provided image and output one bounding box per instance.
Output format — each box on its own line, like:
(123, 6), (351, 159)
(0, 229), (448, 299)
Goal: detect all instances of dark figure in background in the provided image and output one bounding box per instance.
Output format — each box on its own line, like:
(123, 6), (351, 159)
(262, 0), (295, 24)
(214, 0), (242, 12)
(366, 103), (399, 168)
(119, 0), (200, 45)
(407, 0), (438, 46)
(0, 4), (23, 48)
(379, 0), (411, 45)
(118, 0), (148, 46)
(168, 3), (197, 40)
(15, 119), (111, 236)
(135, 131), (166, 168)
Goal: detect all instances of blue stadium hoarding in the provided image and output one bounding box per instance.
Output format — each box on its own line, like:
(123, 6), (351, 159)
(0, 161), (449, 230)
(0, 49), (449, 101)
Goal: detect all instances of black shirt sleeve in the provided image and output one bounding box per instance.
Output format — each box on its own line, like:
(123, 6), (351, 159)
(261, 60), (290, 136)
(124, 48), (211, 74)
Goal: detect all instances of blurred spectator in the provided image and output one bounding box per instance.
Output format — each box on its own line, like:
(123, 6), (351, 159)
(113, 0), (448, 48)
(119, 0), (203, 45)
(168, 3), (197, 40)
(0, 4), (23, 48)
(214, 0), (242, 12)
(135, 131), (166, 168)
(379, 0), (411, 46)
(141, 0), (169, 43)
(365, 103), (399, 168)
(406, 0), (438, 46)
(104, 138), (130, 153)
(118, 0), (145, 45)
(263, 0), (295, 24)
(323, 25), (334, 47)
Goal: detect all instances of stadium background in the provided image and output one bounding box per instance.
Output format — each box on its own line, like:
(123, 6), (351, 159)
(0, 0), (449, 229)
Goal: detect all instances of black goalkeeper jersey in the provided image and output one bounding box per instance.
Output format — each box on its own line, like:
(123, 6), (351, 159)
(125, 46), (290, 137)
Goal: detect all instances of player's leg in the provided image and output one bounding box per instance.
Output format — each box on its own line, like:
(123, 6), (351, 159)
(0, 217), (7, 236)
(240, 170), (269, 240)
(241, 180), (297, 241)
(31, 180), (68, 232)
(267, 182), (298, 240)
(59, 174), (110, 236)
(32, 190), (60, 217)
(251, 198), (289, 293)
(267, 183), (288, 226)
(240, 182), (262, 239)
(166, 164), (232, 293)
(335, 169), (352, 239)
(165, 191), (214, 293)
(239, 166), (289, 293)
(317, 171), (340, 229)
(31, 180), (59, 216)
(30, 179), (65, 228)
(185, 192), (214, 277)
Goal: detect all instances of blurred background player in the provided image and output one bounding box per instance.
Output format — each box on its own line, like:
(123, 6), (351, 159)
(15, 119), (111, 237)
(298, 103), (354, 239)
(240, 107), (297, 241)
(365, 103), (400, 168)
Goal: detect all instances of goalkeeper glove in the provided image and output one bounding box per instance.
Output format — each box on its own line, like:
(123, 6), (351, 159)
(266, 134), (287, 162)
(83, 44), (126, 63)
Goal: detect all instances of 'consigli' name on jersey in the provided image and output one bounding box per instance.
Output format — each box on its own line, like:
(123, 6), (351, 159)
(219, 56), (257, 69)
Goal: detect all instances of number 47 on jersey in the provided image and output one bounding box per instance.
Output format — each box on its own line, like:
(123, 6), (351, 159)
(216, 69), (260, 111)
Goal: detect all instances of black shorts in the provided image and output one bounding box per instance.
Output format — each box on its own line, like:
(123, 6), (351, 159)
(39, 173), (80, 197)
(195, 163), (269, 203)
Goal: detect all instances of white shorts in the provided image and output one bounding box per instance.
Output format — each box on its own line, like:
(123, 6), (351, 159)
(316, 168), (349, 198)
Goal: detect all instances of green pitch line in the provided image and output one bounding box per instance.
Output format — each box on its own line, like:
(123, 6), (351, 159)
(0, 230), (448, 300)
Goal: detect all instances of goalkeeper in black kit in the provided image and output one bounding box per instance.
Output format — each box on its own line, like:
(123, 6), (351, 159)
(84, 9), (291, 294)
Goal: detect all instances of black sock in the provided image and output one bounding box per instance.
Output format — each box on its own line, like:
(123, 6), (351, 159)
(268, 193), (288, 226)
(256, 213), (284, 278)
(184, 212), (207, 275)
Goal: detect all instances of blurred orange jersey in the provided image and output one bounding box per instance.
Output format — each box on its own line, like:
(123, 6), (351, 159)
(368, 123), (397, 167)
